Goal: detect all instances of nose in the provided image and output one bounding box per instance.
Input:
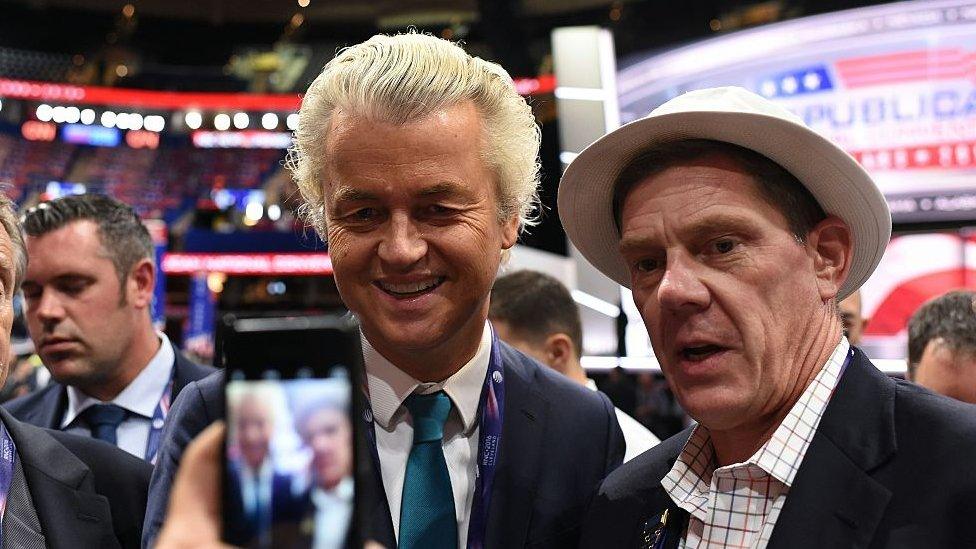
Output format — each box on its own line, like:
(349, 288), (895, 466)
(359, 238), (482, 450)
(32, 289), (65, 327)
(377, 212), (427, 269)
(657, 253), (710, 315)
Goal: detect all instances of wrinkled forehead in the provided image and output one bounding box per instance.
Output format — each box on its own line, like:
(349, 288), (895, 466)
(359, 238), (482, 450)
(613, 151), (771, 228)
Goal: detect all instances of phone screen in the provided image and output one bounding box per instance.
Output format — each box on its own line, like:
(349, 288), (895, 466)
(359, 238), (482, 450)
(220, 315), (361, 549)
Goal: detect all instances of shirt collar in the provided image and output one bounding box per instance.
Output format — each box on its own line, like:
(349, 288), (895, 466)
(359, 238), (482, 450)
(312, 477), (354, 505)
(663, 337), (850, 514)
(751, 336), (850, 486)
(364, 322), (492, 435)
(63, 332), (175, 427)
(241, 459), (273, 483)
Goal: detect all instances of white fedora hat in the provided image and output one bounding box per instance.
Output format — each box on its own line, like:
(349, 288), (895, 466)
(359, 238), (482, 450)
(558, 86), (891, 300)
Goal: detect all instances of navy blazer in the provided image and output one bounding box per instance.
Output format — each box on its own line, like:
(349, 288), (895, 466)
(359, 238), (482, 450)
(142, 370), (223, 548)
(581, 348), (976, 548)
(0, 407), (152, 549)
(363, 341), (625, 548)
(4, 349), (215, 430)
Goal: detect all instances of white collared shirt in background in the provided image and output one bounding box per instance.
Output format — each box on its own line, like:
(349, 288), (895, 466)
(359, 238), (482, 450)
(662, 337), (851, 549)
(312, 476), (354, 549)
(62, 332), (175, 458)
(364, 322), (492, 549)
(586, 379), (660, 462)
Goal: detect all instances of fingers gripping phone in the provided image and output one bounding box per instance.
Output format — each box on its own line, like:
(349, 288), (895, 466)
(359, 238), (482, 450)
(219, 314), (362, 549)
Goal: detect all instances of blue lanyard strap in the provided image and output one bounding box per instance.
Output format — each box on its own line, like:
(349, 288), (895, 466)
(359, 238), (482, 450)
(464, 333), (504, 549)
(144, 377), (174, 463)
(0, 421), (17, 548)
(362, 330), (506, 549)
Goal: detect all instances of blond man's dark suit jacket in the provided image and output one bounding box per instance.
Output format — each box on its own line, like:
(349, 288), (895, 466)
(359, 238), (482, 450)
(581, 348), (976, 548)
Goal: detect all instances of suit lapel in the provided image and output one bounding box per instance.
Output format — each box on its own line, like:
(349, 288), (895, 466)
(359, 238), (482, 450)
(171, 351), (213, 396)
(485, 351), (547, 549)
(357, 402), (396, 547)
(0, 408), (117, 549)
(630, 431), (692, 549)
(768, 350), (896, 548)
(25, 385), (68, 430)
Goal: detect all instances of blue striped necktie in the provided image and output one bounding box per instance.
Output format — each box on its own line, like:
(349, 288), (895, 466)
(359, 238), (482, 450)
(399, 391), (457, 549)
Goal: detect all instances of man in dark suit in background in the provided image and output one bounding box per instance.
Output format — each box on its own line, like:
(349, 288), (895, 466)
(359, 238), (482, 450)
(5, 194), (213, 461)
(559, 86), (976, 547)
(0, 191), (151, 548)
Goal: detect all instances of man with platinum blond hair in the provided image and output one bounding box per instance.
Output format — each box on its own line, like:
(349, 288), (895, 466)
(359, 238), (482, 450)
(290, 31), (624, 549)
(559, 87), (976, 547)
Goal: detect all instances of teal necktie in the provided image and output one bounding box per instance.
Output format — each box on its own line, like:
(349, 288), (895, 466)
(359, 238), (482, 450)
(399, 391), (457, 549)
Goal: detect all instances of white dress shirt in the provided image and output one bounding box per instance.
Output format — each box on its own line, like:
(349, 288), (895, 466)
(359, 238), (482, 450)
(312, 477), (354, 549)
(364, 322), (492, 549)
(663, 338), (850, 549)
(586, 379), (660, 462)
(62, 332), (175, 459)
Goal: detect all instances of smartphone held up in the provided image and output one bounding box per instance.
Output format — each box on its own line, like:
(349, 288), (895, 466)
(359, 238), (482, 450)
(219, 315), (362, 549)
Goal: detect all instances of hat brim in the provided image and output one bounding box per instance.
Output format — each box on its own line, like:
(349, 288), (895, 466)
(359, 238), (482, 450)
(558, 109), (891, 301)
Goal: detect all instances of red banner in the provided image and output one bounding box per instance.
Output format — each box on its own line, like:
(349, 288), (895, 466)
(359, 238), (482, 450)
(0, 75), (555, 112)
(161, 252), (332, 275)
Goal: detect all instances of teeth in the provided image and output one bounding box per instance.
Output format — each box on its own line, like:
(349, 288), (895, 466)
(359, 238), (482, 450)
(379, 278), (440, 294)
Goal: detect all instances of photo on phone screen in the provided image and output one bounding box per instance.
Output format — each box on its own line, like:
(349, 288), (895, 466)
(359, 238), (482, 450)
(220, 315), (360, 549)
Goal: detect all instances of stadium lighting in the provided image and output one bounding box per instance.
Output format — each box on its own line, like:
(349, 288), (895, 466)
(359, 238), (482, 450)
(116, 112), (131, 130)
(261, 113), (279, 130)
(245, 201), (264, 223)
(214, 113), (231, 131)
(144, 115), (165, 132)
(36, 104), (53, 122)
(80, 109), (96, 125)
(233, 112), (249, 129)
(129, 113), (144, 131)
(184, 111), (203, 130)
(267, 204), (281, 221)
(286, 113), (299, 130)
(64, 106), (81, 124)
(52, 106), (67, 123)
(100, 111), (117, 128)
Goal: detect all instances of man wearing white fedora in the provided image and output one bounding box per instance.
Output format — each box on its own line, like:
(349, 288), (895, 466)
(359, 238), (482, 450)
(560, 86), (976, 548)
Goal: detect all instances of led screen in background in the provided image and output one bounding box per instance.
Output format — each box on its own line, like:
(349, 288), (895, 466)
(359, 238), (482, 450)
(60, 123), (120, 147)
(617, 0), (976, 224)
(858, 230), (976, 359)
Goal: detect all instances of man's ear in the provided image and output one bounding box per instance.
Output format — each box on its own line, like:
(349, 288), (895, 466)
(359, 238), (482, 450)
(543, 333), (575, 374)
(128, 258), (156, 309)
(806, 216), (853, 301)
(501, 214), (519, 250)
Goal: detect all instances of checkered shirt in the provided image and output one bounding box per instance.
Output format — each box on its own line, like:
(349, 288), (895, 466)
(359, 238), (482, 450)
(661, 338), (851, 549)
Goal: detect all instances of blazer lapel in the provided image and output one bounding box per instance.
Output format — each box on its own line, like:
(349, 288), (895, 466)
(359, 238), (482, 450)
(24, 384), (68, 430)
(768, 350), (896, 548)
(0, 409), (117, 549)
(633, 488), (689, 549)
(357, 402), (395, 548)
(485, 353), (547, 549)
(171, 351), (214, 396)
